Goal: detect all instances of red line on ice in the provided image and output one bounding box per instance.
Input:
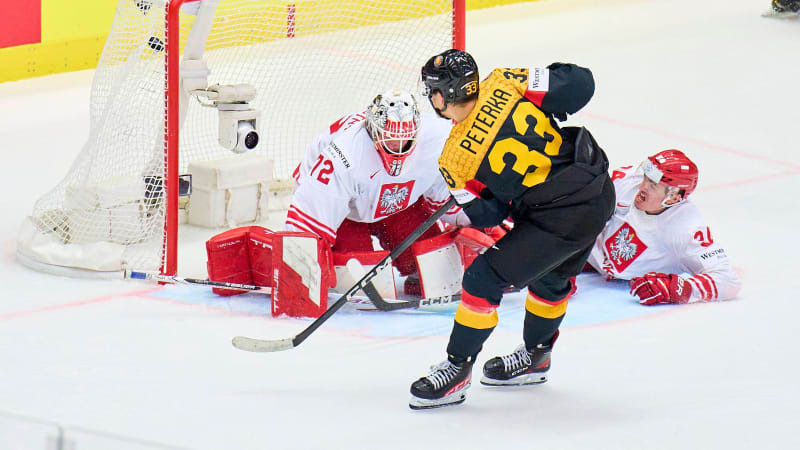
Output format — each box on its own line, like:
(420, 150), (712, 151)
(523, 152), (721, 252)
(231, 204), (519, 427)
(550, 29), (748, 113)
(0, 287), (162, 321)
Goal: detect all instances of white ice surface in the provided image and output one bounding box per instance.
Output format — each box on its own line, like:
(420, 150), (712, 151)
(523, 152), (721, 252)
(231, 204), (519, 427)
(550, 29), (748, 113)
(1, 0), (799, 449)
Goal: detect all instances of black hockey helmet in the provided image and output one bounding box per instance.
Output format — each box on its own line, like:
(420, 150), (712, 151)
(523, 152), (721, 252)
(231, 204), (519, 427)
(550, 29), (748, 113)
(420, 49), (479, 113)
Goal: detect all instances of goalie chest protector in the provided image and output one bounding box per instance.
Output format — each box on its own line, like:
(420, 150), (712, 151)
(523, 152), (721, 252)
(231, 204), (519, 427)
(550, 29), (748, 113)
(271, 232), (333, 318)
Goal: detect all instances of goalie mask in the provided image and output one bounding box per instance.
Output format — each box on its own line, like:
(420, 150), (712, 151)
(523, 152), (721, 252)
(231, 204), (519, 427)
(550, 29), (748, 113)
(366, 90), (421, 177)
(641, 149), (699, 207)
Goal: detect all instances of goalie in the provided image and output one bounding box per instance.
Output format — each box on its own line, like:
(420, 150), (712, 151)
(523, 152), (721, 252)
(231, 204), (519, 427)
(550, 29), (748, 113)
(284, 89), (487, 297)
(206, 90), (503, 316)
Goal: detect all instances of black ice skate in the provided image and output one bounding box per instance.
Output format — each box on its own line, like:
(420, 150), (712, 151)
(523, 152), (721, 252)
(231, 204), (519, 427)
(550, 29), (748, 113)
(764, 0), (800, 17)
(481, 341), (553, 386)
(409, 359), (473, 410)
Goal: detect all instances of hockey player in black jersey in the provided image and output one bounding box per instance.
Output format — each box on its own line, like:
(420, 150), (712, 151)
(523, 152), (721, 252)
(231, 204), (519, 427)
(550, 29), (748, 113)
(409, 49), (615, 409)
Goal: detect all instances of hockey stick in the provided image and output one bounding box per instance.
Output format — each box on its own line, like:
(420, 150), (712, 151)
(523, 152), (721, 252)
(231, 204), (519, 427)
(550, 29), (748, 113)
(344, 259), (392, 309)
(232, 196), (456, 353)
(346, 258), (461, 311)
(125, 270), (272, 294)
(354, 292), (462, 311)
(127, 268), (456, 310)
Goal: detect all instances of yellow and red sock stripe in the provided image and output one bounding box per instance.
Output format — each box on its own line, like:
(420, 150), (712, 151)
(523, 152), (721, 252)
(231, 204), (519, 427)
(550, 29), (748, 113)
(454, 289), (498, 329)
(525, 280), (575, 319)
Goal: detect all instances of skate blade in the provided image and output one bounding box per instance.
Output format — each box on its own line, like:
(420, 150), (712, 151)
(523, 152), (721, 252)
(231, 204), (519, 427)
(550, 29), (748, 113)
(409, 383), (470, 410)
(409, 393), (466, 410)
(480, 373), (548, 386)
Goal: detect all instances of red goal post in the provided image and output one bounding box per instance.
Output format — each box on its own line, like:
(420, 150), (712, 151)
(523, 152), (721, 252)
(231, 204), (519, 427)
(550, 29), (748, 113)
(17, 0), (466, 277)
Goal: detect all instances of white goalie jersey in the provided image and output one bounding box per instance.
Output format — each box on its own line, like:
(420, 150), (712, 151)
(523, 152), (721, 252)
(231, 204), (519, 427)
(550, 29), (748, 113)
(586, 166), (741, 302)
(286, 111), (466, 245)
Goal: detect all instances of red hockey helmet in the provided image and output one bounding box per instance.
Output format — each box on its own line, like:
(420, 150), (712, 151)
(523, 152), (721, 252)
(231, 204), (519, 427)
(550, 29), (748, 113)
(642, 149), (699, 198)
(366, 90), (420, 177)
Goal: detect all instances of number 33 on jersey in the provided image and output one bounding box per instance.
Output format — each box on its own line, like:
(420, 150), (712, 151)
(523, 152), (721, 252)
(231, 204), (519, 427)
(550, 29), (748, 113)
(438, 68), (571, 203)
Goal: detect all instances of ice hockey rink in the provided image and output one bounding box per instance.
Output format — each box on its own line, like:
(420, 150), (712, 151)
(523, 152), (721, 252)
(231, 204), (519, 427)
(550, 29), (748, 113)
(1, 0), (798, 448)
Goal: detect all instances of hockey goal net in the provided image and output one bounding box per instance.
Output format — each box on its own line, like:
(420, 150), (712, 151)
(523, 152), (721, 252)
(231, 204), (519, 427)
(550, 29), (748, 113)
(17, 0), (464, 277)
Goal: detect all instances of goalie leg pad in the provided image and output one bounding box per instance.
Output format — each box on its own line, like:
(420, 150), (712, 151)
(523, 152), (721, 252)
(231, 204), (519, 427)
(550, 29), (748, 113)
(410, 230), (463, 299)
(271, 232), (335, 318)
(206, 226), (261, 296)
(247, 226), (275, 287)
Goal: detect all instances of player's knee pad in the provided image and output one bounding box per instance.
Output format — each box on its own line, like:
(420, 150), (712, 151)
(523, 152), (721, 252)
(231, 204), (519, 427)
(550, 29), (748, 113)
(461, 255), (507, 305)
(206, 226), (274, 296)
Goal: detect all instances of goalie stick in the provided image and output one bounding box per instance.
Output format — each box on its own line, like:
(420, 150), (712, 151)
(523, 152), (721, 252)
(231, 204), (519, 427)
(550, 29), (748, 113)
(345, 258), (460, 311)
(125, 269), (272, 293)
(232, 197), (456, 353)
(126, 269), (455, 311)
(353, 292), (462, 311)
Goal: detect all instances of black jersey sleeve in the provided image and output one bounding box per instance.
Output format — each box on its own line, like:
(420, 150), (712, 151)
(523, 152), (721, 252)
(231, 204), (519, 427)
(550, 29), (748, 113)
(540, 63), (595, 121)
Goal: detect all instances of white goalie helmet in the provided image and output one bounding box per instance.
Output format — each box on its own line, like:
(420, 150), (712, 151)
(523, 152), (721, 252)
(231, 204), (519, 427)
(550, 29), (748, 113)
(365, 90), (421, 176)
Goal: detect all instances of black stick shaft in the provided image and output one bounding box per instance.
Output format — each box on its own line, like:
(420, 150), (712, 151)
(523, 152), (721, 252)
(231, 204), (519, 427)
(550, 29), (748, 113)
(289, 197), (456, 347)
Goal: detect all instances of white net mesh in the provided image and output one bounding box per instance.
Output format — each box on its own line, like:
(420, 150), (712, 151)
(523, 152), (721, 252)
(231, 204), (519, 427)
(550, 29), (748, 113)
(18, 0), (455, 274)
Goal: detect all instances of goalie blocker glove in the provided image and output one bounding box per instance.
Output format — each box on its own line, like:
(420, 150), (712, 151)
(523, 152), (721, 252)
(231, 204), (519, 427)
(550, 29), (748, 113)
(629, 272), (691, 305)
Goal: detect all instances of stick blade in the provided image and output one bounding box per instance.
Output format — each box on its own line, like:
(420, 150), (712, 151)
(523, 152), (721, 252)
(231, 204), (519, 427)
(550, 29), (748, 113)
(232, 336), (295, 352)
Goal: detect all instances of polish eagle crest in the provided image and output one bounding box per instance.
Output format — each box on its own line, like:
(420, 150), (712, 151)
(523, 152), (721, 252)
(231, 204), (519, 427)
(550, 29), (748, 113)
(379, 184), (410, 215)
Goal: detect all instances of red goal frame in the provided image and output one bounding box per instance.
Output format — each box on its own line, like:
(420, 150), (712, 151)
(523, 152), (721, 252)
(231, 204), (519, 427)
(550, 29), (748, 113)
(161, 0), (466, 275)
